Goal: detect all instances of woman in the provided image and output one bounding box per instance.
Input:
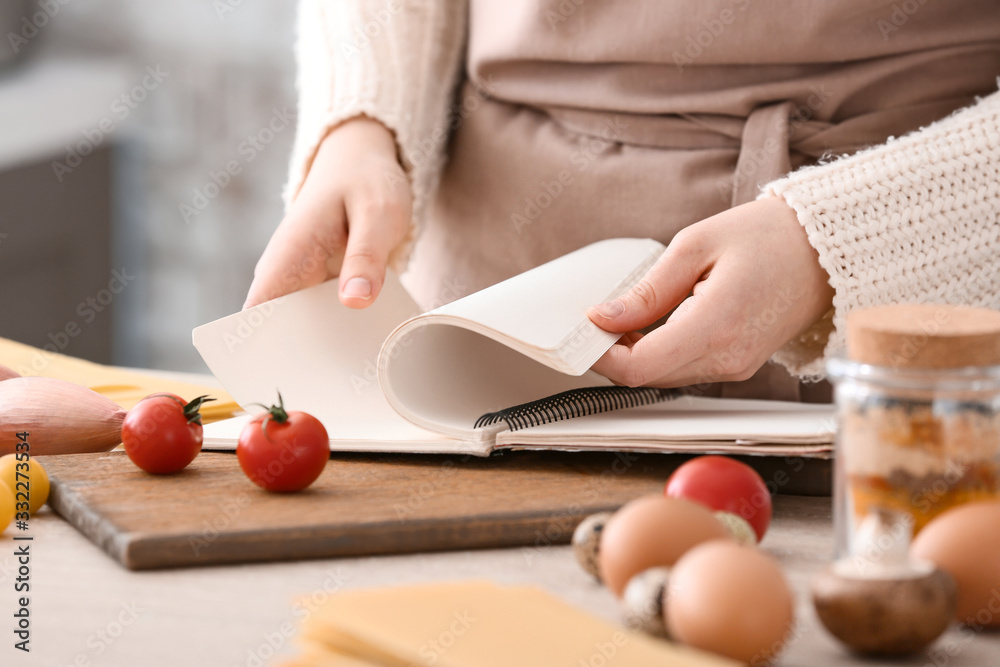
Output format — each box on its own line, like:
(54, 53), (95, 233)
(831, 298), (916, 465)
(244, 0), (1000, 400)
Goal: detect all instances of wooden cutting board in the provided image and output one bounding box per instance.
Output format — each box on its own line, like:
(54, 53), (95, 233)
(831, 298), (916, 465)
(39, 450), (829, 570)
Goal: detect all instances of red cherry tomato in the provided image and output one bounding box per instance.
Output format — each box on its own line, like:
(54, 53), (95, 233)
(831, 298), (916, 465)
(237, 394), (329, 493)
(664, 456), (772, 541)
(122, 394), (214, 474)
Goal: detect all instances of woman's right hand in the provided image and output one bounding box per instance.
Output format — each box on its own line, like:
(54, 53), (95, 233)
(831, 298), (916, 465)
(243, 116), (412, 310)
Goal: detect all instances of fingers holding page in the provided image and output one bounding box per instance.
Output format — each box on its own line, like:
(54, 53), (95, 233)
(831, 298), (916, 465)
(243, 194), (347, 309)
(591, 287), (733, 388)
(588, 196), (835, 388)
(587, 232), (709, 334)
(587, 229), (714, 386)
(338, 169), (412, 308)
(243, 116), (414, 310)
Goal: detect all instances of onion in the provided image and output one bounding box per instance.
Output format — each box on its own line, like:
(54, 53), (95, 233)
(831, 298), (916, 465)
(0, 377), (125, 455)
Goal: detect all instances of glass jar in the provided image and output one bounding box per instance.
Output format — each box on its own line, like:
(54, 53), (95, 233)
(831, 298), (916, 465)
(827, 357), (1000, 559)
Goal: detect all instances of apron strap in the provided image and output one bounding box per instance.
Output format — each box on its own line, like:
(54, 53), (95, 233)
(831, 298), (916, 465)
(723, 100), (825, 402)
(731, 101), (794, 208)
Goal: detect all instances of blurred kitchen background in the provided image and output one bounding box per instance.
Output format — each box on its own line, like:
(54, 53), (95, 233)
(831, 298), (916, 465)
(0, 0), (296, 371)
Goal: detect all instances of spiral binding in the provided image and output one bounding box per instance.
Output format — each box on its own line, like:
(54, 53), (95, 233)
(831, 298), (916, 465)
(473, 386), (681, 432)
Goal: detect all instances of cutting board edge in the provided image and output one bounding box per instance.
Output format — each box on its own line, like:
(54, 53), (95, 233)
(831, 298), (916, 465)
(115, 506), (628, 570)
(46, 475), (136, 566)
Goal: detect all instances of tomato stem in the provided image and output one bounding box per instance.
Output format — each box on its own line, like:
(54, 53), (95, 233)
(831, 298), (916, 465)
(246, 392), (290, 441)
(183, 395), (216, 425)
(268, 392), (290, 424)
(246, 392), (290, 423)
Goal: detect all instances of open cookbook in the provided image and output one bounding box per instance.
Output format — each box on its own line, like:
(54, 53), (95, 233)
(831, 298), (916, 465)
(193, 238), (835, 457)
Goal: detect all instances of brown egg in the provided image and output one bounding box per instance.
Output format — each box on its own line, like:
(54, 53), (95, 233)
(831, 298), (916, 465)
(911, 501), (1000, 627)
(599, 495), (731, 597)
(667, 540), (795, 664)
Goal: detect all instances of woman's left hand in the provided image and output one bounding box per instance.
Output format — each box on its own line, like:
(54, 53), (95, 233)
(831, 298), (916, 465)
(587, 196), (834, 388)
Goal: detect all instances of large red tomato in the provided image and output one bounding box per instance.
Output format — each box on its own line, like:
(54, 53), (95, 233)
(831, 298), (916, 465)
(122, 394), (214, 474)
(237, 395), (329, 492)
(665, 456), (772, 541)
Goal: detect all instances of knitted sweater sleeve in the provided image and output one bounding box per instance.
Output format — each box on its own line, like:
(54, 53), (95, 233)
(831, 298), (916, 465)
(284, 0), (468, 268)
(762, 86), (1000, 379)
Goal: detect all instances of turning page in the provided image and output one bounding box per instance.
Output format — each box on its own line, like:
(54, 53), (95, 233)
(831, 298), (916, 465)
(192, 274), (482, 454)
(192, 238), (835, 458)
(379, 238), (665, 440)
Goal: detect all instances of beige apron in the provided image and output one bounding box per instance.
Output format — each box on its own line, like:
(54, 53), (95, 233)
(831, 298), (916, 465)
(405, 0), (1000, 400)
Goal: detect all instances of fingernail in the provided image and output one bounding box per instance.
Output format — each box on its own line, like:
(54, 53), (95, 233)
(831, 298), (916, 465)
(592, 300), (624, 319)
(342, 277), (372, 299)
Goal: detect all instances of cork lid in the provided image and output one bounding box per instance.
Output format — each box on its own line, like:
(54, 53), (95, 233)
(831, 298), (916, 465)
(847, 304), (1000, 368)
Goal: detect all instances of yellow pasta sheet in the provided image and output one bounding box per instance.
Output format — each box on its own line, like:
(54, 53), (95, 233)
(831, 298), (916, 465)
(0, 337), (239, 422)
(287, 581), (736, 667)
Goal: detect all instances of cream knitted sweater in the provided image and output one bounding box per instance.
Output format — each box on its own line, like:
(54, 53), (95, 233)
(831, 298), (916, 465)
(286, 0), (1000, 379)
